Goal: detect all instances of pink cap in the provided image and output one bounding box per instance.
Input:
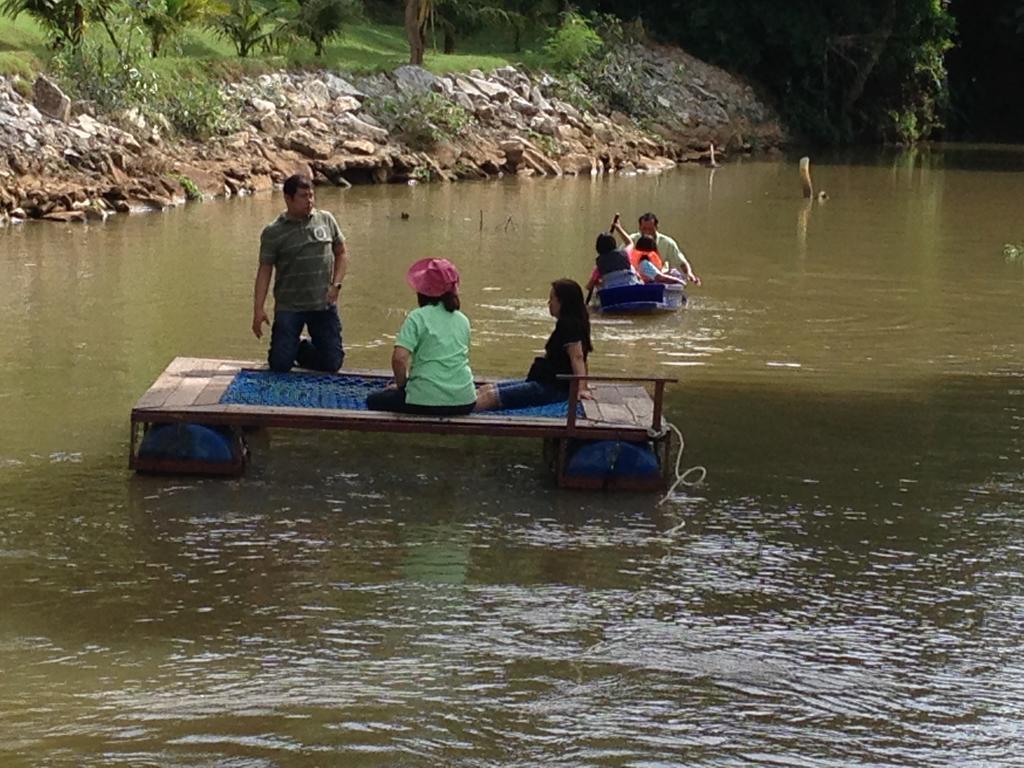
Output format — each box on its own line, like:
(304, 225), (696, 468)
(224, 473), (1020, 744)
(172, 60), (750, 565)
(406, 258), (460, 297)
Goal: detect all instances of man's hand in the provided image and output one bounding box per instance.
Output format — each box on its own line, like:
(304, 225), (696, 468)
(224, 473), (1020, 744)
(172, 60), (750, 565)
(252, 309), (270, 339)
(326, 283), (341, 305)
(689, 273), (702, 287)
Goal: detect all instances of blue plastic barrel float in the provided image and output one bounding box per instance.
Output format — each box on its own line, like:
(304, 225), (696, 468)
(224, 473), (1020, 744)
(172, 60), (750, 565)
(564, 440), (661, 480)
(138, 423), (237, 463)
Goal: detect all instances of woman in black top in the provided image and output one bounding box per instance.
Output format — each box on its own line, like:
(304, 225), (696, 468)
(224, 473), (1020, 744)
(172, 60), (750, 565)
(475, 279), (593, 411)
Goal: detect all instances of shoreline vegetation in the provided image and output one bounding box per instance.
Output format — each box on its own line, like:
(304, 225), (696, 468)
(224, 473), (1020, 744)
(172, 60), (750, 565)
(0, 10), (786, 226)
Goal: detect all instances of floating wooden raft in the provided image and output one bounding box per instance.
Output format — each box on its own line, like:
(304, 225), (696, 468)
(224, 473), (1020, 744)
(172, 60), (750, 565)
(130, 357), (677, 490)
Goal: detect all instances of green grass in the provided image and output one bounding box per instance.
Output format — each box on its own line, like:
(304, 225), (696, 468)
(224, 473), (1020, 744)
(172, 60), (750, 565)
(0, 15), (47, 76)
(0, 14), (551, 80)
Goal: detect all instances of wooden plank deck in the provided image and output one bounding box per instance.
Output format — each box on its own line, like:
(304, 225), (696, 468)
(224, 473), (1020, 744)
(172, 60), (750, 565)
(131, 357), (670, 442)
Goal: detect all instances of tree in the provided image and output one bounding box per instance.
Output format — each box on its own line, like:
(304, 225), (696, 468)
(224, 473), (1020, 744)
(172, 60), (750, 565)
(404, 0), (426, 65)
(579, 0), (955, 143)
(0, 0), (114, 48)
(139, 0), (215, 57)
(278, 0), (362, 57)
(402, 0), (525, 59)
(208, 0), (275, 57)
(501, 0), (559, 51)
(426, 0), (519, 55)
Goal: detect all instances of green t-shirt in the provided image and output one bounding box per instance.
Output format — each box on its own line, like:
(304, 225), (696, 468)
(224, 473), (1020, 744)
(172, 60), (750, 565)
(395, 304), (476, 407)
(630, 231), (684, 269)
(259, 209), (344, 312)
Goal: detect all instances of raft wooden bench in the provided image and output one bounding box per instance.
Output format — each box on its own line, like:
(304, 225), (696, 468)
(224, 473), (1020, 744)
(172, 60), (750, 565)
(129, 357), (677, 490)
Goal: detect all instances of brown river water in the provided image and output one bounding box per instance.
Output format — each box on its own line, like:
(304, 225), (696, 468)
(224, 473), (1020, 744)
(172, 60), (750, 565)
(1, 146), (1022, 766)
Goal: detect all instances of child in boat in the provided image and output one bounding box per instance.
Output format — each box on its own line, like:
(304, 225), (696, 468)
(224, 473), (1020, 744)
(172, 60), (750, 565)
(585, 233), (640, 295)
(630, 237), (686, 286)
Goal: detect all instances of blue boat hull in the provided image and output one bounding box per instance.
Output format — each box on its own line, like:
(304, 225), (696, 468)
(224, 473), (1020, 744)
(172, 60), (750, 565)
(595, 282), (687, 314)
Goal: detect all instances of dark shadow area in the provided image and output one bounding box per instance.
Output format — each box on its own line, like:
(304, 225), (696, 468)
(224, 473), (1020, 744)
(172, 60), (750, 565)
(946, 0), (1024, 141)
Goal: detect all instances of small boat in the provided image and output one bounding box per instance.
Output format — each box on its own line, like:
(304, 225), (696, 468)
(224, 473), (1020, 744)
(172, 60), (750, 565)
(593, 270), (687, 314)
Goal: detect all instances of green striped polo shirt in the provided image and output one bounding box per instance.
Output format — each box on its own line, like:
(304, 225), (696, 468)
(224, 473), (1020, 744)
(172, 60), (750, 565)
(259, 209), (344, 312)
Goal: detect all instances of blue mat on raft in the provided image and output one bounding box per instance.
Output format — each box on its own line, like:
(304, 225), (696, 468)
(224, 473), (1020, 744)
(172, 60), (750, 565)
(219, 370), (582, 419)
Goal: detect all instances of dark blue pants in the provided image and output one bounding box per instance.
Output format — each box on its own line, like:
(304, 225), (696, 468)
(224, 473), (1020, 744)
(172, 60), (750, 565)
(268, 307), (344, 373)
(366, 386), (475, 416)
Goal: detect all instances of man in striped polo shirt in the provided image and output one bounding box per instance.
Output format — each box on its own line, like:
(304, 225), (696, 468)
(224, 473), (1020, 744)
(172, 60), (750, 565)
(252, 174), (349, 372)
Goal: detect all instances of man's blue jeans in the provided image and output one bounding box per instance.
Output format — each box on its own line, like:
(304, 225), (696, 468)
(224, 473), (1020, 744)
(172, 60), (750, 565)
(268, 307), (344, 373)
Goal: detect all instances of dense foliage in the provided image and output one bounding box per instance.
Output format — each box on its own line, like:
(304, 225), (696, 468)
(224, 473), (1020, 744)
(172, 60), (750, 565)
(577, 0), (956, 143)
(945, 0), (1024, 140)
(2, 0), (1018, 143)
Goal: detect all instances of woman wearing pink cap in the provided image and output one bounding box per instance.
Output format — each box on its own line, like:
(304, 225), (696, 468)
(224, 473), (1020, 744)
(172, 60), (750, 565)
(366, 258), (477, 415)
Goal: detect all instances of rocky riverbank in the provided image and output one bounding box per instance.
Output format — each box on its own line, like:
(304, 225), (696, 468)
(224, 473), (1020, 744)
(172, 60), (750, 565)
(0, 43), (786, 225)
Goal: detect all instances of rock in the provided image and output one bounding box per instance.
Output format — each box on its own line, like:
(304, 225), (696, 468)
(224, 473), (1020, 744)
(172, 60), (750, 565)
(393, 65), (438, 94)
(70, 100), (96, 118)
(33, 76), (70, 123)
(283, 129), (332, 160)
(83, 203), (109, 222)
(258, 145), (314, 182)
(288, 94), (317, 118)
(491, 66), (521, 84)
(336, 113), (389, 142)
(295, 116), (330, 134)
(43, 209), (86, 223)
(173, 163), (228, 198)
(113, 129), (143, 154)
(452, 75), (486, 99)
(62, 148), (84, 167)
(465, 76), (513, 101)
(500, 139), (525, 164)
(323, 72), (365, 100)
(529, 115), (558, 136)
(560, 153), (594, 175)
(258, 112), (286, 136)
(251, 97), (277, 114)
(610, 111), (634, 127)
(71, 114), (106, 137)
(529, 87), (551, 112)
(435, 77), (454, 97)
(307, 79), (331, 109)
(136, 195), (173, 210)
(556, 124), (580, 142)
(521, 147), (561, 176)
(331, 96), (361, 114)
(352, 73), (395, 101)
(118, 106), (147, 132)
(591, 121), (615, 143)
(510, 97), (539, 117)
(552, 100), (582, 122)
(453, 92), (475, 113)
(342, 139), (376, 156)
(249, 173), (274, 193)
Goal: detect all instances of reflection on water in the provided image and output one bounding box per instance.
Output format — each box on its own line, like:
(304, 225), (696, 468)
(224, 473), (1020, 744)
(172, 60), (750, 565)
(1, 149), (1023, 766)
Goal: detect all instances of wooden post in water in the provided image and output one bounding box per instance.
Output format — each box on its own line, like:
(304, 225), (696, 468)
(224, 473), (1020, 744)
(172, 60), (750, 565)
(799, 157), (813, 199)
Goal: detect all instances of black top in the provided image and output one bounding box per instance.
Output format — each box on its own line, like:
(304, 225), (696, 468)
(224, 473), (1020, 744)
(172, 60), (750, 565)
(527, 318), (590, 389)
(595, 248), (631, 276)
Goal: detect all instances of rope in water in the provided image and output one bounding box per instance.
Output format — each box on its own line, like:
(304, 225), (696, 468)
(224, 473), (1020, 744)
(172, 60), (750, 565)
(656, 420), (707, 508)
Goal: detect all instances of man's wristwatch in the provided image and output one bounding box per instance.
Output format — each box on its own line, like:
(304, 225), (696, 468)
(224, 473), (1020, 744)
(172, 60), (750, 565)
(332, 281), (342, 290)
